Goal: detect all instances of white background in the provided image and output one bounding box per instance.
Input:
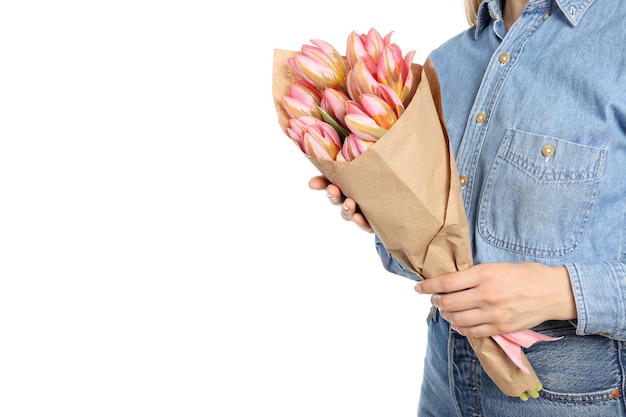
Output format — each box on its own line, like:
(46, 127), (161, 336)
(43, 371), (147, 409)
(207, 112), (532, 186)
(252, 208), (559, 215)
(0, 2), (467, 416)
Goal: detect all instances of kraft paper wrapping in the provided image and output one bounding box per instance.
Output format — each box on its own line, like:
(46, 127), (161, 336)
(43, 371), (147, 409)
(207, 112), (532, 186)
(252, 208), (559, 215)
(272, 48), (540, 397)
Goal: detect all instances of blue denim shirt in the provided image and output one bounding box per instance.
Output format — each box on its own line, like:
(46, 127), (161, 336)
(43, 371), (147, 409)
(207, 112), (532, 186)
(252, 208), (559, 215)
(376, 0), (626, 341)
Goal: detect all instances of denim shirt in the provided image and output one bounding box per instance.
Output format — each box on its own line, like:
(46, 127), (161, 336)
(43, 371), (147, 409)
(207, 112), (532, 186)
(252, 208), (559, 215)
(376, 0), (626, 341)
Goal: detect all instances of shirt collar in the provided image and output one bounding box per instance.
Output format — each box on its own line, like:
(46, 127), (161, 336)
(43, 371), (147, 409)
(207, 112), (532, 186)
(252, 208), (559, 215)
(474, 0), (598, 38)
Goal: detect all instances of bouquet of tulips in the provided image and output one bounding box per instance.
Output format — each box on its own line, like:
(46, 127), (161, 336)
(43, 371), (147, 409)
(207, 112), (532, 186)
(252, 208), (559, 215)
(281, 30), (416, 162)
(272, 28), (560, 400)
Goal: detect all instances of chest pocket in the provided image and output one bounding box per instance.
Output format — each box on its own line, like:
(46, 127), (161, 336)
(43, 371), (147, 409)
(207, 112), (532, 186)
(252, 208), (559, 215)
(477, 129), (606, 258)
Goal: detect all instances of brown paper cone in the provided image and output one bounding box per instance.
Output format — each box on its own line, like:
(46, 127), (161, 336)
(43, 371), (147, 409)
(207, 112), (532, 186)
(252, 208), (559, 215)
(273, 48), (541, 398)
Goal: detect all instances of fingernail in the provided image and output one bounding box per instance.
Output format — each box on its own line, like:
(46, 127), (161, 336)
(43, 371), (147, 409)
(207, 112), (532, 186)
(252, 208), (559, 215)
(342, 202), (349, 211)
(414, 282), (422, 293)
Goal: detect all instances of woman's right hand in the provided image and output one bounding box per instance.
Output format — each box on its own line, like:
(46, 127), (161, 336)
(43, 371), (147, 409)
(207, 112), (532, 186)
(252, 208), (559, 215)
(308, 175), (373, 233)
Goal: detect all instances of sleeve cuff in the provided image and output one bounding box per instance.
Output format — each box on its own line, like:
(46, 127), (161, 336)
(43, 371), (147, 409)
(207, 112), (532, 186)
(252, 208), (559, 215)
(566, 261), (626, 340)
(375, 235), (421, 281)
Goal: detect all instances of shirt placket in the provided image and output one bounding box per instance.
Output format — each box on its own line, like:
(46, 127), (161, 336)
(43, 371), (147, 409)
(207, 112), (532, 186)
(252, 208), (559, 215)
(455, 4), (554, 220)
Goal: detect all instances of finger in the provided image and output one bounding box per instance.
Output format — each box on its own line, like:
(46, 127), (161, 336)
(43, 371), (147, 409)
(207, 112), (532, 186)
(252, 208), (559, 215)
(430, 292), (475, 313)
(451, 322), (502, 338)
(341, 198), (372, 232)
(308, 175), (330, 191)
(414, 271), (477, 295)
(352, 213), (373, 233)
(341, 200), (352, 221)
(437, 306), (485, 328)
(342, 197), (357, 213)
(341, 198), (360, 222)
(327, 184), (345, 206)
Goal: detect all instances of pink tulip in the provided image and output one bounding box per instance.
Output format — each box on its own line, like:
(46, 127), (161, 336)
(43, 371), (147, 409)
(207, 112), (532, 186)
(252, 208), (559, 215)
(492, 330), (563, 375)
(345, 28), (390, 68)
(320, 87), (350, 129)
(286, 116), (342, 160)
(359, 93), (398, 129)
(282, 80), (323, 119)
(346, 58), (380, 102)
(288, 39), (348, 90)
(377, 44), (416, 104)
(377, 84), (405, 118)
(344, 113), (388, 141)
(338, 133), (375, 161)
(345, 100), (368, 117)
(343, 95), (396, 141)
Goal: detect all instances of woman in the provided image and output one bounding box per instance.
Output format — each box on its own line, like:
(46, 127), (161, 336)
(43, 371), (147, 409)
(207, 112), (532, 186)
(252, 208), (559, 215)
(309, 0), (626, 415)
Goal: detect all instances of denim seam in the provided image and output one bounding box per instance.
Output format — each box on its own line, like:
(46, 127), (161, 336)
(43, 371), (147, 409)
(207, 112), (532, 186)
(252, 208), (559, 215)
(566, 263), (588, 336)
(539, 387), (622, 403)
(447, 332), (464, 417)
(619, 339), (626, 412)
(619, 203), (626, 262)
(469, 354), (483, 416)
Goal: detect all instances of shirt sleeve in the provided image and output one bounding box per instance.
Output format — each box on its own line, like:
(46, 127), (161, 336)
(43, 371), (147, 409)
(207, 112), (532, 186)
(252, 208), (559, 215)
(566, 261), (626, 341)
(374, 235), (422, 282)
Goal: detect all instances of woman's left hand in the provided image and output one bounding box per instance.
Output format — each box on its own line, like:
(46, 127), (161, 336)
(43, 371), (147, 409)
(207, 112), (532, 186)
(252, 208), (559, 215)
(414, 262), (577, 338)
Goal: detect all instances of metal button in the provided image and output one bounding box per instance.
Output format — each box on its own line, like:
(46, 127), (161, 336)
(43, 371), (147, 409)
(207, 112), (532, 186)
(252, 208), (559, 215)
(541, 144), (556, 157)
(459, 175), (468, 187)
(499, 53), (511, 64)
(475, 112), (487, 124)
(612, 389), (621, 399)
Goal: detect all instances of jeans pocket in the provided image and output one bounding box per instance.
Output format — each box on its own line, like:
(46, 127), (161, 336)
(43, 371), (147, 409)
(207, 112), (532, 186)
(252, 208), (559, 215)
(524, 326), (621, 403)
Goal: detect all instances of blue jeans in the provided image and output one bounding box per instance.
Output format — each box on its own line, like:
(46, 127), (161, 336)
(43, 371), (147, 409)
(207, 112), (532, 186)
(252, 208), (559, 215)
(418, 307), (626, 417)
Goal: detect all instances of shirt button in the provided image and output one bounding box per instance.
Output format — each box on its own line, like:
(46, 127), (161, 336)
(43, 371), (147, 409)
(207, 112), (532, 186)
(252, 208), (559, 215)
(499, 52), (511, 64)
(475, 112), (487, 124)
(543, 12), (551, 20)
(541, 144), (556, 157)
(459, 175), (468, 187)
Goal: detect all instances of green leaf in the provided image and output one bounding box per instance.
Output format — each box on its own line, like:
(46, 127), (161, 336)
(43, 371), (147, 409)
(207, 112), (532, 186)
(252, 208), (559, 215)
(316, 105), (350, 143)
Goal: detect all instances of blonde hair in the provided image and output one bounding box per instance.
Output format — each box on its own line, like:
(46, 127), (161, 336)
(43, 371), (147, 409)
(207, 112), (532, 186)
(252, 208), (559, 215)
(464, 0), (483, 25)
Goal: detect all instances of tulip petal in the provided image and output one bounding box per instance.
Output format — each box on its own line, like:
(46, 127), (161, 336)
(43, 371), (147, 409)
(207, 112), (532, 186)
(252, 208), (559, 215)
(492, 330), (563, 375)
(282, 95), (320, 119)
(378, 44), (404, 96)
(377, 44), (417, 104)
(346, 59), (380, 102)
(309, 39), (348, 75)
(346, 31), (368, 68)
(340, 133), (374, 161)
(499, 329), (563, 348)
(345, 100), (367, 117)
(290, 54), (344, 89)
(359, 93), (398, 129)
(320, 87), (350, 129)
(290, 80), (322, 103)
(287, 116), (342, 160)
(344, 113), (387, 141)
(492, 334), (531, 375)
(377, 84), (405, 118)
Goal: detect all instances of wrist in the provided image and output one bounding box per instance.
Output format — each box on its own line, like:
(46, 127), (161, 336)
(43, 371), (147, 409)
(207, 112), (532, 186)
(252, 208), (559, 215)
(546, 265), (577, 321)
